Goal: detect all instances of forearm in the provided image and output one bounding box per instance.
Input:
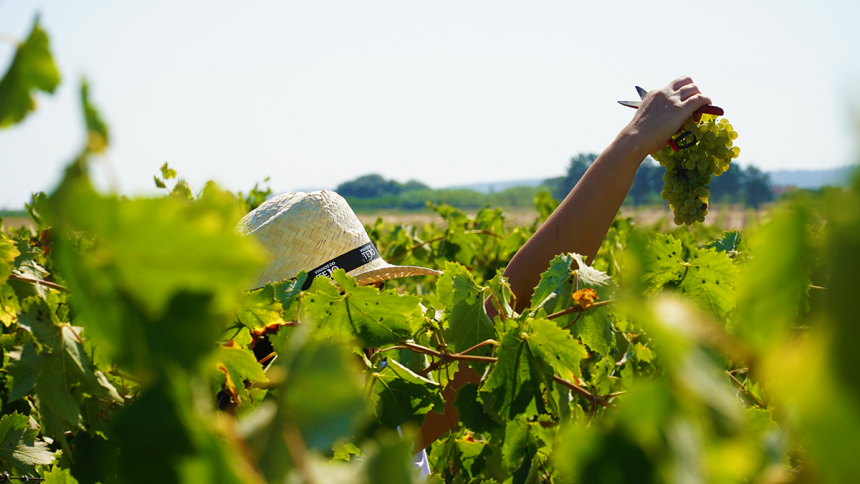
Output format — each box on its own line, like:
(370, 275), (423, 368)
(504, 132), (648, 312)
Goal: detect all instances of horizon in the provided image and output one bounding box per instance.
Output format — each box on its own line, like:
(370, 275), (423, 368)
(2, 1), (859, 209)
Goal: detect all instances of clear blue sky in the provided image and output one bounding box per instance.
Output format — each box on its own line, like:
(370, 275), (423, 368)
(2, 0), (858, 209)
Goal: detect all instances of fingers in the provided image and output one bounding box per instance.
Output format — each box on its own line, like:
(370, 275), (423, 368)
(671, 75), (694, 90)
(677, 84), (701, 102)
(682, 93), (713, 116)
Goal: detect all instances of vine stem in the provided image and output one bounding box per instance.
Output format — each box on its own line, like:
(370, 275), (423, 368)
(388, 230), (503, 263)
(561, 312), (583, 330)
(458, 339), (499, 356)
(546, 299), (615, 321)
(7, 274), (71, 293)
(551, 375), (613, 408)
(283, 423), (315, 484)
(404, 340), (613, 408)
(726, 370), (766, 408)
(483, 288), (507, 322)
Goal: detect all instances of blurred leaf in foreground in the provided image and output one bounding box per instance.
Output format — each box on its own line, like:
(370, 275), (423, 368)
(81, 79), (109, 153)
(0, 16), (61, 128)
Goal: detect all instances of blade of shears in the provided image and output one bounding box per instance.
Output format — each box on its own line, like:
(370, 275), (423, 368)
(617, 99), (725, 116)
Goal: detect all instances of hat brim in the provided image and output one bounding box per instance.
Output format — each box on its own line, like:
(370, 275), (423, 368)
(352, 264), (441, 285)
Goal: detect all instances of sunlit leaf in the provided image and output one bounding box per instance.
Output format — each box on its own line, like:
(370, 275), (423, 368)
(0, 412), (55, 473)
(0, 17), (61, 128)
(300, 270), (422, 348)
(160, 162), (177, 180)
(0, 234), (21, 286)
(437, 262), (495, 357)
(0, 285), (21, 326)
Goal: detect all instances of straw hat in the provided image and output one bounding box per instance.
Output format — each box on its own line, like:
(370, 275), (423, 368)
(237, 190), (440, 289)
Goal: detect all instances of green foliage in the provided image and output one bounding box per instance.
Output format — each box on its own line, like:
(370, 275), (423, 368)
(533, 189), (558, 223)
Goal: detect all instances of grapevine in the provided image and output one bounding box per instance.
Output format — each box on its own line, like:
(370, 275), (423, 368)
(652, 114), (741, 225)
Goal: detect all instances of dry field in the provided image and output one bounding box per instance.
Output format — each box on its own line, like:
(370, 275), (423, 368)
(2, 204), (767, 233)
(357, 204), (767, 231)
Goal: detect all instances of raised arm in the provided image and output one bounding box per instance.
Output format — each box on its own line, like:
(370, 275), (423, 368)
(417, 76), (713, 450)
(503, 75), (712, 312)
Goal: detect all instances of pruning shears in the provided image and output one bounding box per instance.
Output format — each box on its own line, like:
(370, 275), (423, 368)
(618, 86), (724, 152)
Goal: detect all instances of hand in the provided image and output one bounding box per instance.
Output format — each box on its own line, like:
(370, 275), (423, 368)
(621, 75), (713, 157)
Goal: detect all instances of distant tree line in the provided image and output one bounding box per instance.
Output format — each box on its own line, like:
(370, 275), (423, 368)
(334, 155), (775, 212)
(336, 174), (539, 211)
(545, 153), (775, 208)
(336, 174), (430, 198)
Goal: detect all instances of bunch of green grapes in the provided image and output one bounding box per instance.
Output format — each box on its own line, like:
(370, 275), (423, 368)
(651, 114), (740, 225)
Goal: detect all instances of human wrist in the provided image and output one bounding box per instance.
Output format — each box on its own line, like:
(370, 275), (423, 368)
(612, 127), (651, 167)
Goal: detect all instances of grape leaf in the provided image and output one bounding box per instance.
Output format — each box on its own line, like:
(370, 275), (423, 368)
(439, 229), (481, 266)
(160, 162), (177, 180)
(300, 270), (422, 348)
(272, 273), (306, 310)
(236, 284), (285, 330)
(482, 330), (551, 420)
(370, 359), (443, 428)
(5, 342), (40, 401)
(12, 301), (121, 428)
(530, 254), (574, 310)
(211, 344), (268, 407)
(43, 466), (80, 484)
(634, 343), (654, 363)
(641, 234), (739, 317)
(0, 17), (61, 128)
(154, 176), (167, 189)
(169, 180), (194, 200)
(454, 383), (500, 434)
(0, 234), (20, 286)
(571, 253), (611, 290)
(528, 318), (588, 381)
(486, 270), (515, 319)
(438, 262), (495, 354)
(501, 416), (553, 472)
(0, 285), (21, 326)
(641, 234), (684, 296)
(0, 413), (55, 473)
(531, 253), (611, 317)
(571, 308), (615, 357)
(677, 246), (740, 318)
(707, 230), (742, 254)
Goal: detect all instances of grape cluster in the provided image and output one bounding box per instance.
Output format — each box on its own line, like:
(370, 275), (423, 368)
(651, 115), (740, 225)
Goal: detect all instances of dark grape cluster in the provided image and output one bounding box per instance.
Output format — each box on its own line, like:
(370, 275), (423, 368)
(652, 115), (740, 225)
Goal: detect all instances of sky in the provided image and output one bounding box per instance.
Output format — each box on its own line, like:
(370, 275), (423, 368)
(1, 0), (859, 209)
